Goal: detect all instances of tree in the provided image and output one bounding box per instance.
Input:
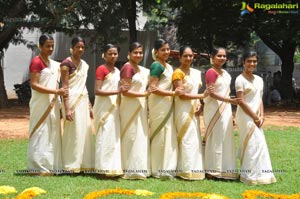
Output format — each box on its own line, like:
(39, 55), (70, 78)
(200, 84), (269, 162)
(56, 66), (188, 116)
(0, 0), (83, 108)
(0, 0), (136, 108)
(143, 0), (178, 49)
(169, 0), (300, 99)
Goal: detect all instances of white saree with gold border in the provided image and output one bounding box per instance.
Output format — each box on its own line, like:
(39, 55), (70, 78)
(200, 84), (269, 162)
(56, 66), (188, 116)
(175, 68), (205, 180)
(203, 69), (238, 179)
(28, 59), (62, 173)
(93, 67), (123, 176)
(62, 59), (94, 172)
(149, 63), (178, 178)
(120, 66), (151, 179)
(235, 74), (276, 185)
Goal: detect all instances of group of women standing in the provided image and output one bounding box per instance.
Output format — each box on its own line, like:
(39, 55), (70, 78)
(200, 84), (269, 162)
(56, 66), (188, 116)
(28, 34), (276, 185)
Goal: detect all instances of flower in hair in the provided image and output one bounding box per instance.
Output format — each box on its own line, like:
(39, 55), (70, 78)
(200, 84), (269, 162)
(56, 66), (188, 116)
(152, 48), (157, 61)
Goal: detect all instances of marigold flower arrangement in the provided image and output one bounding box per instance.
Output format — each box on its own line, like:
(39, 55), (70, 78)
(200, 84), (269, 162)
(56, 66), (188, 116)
(0, 186), (17, 195)
(158, 192), (229, 199)
(0, 186), (46, 199)
(83, 188), (154, 199)
(242, 190), (300, 199)
(15, 187), (46, 199)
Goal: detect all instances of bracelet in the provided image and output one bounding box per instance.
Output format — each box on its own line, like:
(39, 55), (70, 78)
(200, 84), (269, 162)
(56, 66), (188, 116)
(172, 91), (175, 96)
(254, 117), (263, 123)
(224, 97), (230, 103)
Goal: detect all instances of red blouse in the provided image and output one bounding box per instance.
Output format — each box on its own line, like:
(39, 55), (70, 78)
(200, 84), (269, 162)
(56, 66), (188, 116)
(29, 56), (47, 73)
(120, 63), (135, 79)
(60, 58), (77, 75)
(96, 65), (111, 80)
(205, 68), (219, 84)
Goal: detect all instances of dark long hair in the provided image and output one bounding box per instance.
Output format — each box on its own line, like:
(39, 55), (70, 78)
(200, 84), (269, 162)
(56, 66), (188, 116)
(210, 46), (226, 57)
(242, 50), (258, 61)
(102, 44), (119, 53)
(179, 46), (192, 57)
(39, 34), (53, 46)
(71, 36), (85, 48)
(154, 39), (168, 50)
(129, 42), (142, 52)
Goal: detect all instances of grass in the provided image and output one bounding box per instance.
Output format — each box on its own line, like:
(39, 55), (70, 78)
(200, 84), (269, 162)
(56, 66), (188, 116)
(0, 126), (299, 199)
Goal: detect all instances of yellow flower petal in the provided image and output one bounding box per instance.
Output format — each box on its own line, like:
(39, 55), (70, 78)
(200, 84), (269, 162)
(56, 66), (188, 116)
(0, 186), (17, 195)
(134, 189), (155, 196)
(20, 187), (46, 195)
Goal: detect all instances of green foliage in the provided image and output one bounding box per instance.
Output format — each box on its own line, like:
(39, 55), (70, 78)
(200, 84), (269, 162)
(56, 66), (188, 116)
(0, 127), (299, 198)
(0, 0), (130, 51)
(294, 48), (300, 63)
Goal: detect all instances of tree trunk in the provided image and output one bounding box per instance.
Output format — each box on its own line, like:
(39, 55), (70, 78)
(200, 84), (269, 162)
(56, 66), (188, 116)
(0, 0), (27, 108)
(278, 46), (295, 100)
(0, 57), (9, 108)
(258, 33), (296, 100)
(127, 0), (137, 44)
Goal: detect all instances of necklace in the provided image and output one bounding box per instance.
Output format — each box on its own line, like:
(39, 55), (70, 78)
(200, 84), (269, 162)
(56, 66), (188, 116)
(39, 54), (49, 66)
(70, 56), (80, 68)
(105, 64), (115, 72)
(129, 61), (140, 73)
(39, 54), (54, 74)
(180, 66), (190, 75)
(212, 66), (223, 75)
(242, 71), (254, 82)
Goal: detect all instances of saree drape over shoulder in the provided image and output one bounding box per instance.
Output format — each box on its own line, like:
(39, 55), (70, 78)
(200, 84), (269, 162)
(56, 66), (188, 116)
(149, 63), (178, 178)
(203, 69), (238, 179)
(120, 66), (150, 179)
(235, 74), (276, 185)
(174, 68), (205, 180)
(62, 60), (94, 172)
(93, 68), (123, 176)
(28, 59), (62, 173)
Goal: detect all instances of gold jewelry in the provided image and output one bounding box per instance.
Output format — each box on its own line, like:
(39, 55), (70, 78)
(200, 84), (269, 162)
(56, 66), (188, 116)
(172, 91), (175, 96)
(254, 117), (261, 122)
(242, 71), (254, 82)
(39, 54), (49, 66)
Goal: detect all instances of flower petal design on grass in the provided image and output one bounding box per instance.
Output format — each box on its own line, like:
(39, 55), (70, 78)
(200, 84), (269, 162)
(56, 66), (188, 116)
(135, 189), (155, 196)
(158, 192), (229, 199)
(15, 187), (46, 199)
(83, 188), (153, 199)
(242, 190), (300, 199)
(0, 186), (17, 195)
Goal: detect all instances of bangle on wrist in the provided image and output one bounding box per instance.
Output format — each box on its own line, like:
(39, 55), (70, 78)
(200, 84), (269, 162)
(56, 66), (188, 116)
(172, 91), (175, 96)
(224, 97), (230, 103)
(254, 117), (260, 122)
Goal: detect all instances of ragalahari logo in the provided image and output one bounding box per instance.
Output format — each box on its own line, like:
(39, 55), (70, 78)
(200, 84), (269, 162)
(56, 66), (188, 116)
(240, 2), (254, 16)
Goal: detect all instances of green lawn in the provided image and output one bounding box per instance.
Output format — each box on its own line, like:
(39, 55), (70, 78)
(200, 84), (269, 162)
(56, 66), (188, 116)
(0, 126), (299, 199)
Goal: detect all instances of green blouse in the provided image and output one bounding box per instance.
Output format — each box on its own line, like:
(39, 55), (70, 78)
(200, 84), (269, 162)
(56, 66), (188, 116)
(150, 61), (165, 78)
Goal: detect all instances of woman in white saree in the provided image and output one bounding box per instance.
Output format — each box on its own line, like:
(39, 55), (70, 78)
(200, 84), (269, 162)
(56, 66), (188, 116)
(203, 47), (238, 180)
(28, 34), (68, 174)
(235, 50), (276, 185)
(148, 39), (178, 179)
(60, 36), (94, 173)
(120, 42), (151, 179)
(93, 44), (127, 177)
(172, 46), (207, 180)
